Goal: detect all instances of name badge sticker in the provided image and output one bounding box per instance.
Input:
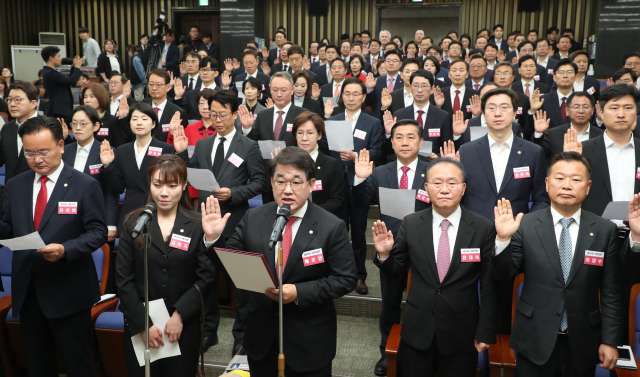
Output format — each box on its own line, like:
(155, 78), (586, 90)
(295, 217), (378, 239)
(517, 107), (523, 115)
(547, 69), (554, 75)
(89, 164), (102, 175)
(637, 167), (640, 179)
(466, 105), (472, 112)
(97, 128), (109, 136)
(286, 123), (293, 132)
(58, 202), (78, 214)
(587, 87), (596, 95)
(302, 248), (325, 266)
(428, 128), (441, 138)
(148, 147), (163, 157)
(514, 166), (531, 179)
(416, 189), (430, 203)
(228, 153), (244, 168)
(533, 75), (540, 81)
(354, 129), (367, 140)
(162, 124), (171, 133)
(461, 248), (481, 262)
(584, 250), (604, 266)
(169, 234), (191, 251)
(313, 180), (323, 191)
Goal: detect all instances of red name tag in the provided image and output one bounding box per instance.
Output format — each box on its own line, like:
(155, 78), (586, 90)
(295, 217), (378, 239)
(533, 75), (540, 81)
(517, 107), (523, 115)
(169, 234), (191, 251)
(514, 167), (530, 179)
(89, 164), (102, 175)
(302, 249), (324, 266)
(584, 250), (604, 266)
(58, 202), (78, 214)
(587, 87), (596, 95)
(148, 147), (162, 157)
(313, 180), (323, 191)
(286, 124), (293, 132)
(97, 128), (109, 136)
(416, 189), (430, 203)
(636, 167), (640, 179)
(466, 105), (472, 112)
(547, 69), (554, 75)
(428, 128), (440, 138)
(461, 248), (481, 262)
(354, 129), (367, 140)
(162, 124), (171, 133)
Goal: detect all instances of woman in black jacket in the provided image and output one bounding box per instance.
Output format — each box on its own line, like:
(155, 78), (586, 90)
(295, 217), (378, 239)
(96, 39), (124, 82)
(117, 154), (225, 377)
(291, 70), (323, 117)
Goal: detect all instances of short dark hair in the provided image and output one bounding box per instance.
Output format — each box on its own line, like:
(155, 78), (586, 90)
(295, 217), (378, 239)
(484, 43), (498, 51)
(469, 49), (484, 56)
(493, 24), (504, 31)
(517, 40), (534, 52)
(71, 105), (101, 127)
(448, 31), (459, 39)
(598, 83), (640, 109)
(292, 111), (325, 138)
(196, 89), (216, 106)
(201, 31), (212, 39)
(325, 44), (339, 54)
(291, 70), (313, 99)
(361, 30), (371, 37)
(199, 56), (218, 70)
(246, 41), (259, 49)
(383, 49), (402, 61)
(287, 45), (305, 57)
(369, 39), (381, 47)
(553, 58), (578, 74)
(342, 77), (366, 95)
(569, 50), (589, 61)
(390, 119), (423, 139)
(494, 62), (515, 75)
(547, 26), (559, 34)
(148, 69), (171, 84)
(425, 157), (466, 182)
(129, 103), (159, 135)
(242, 76), (263, 95)
(481, 87), (519, 112)
(410, 69), (434, 86)
(562, 28), (575, 35)
(470, 55), (487, 64)
(613, 68), (638, 82)
(518, 55), (536, 66)
(449, 41), (463, 50)
(528, 29), (538, 36)
(9, 81), (39, 102)
(18, 116), (64, 143)
(567, 91), (595, 107)
(243, 50), (259, 60)
(317, 43), (327, 51)
(275, 30), (287, 39)
(534, 38), (550, 49)
(477, 28), (490, 36)
(426, 45), (443, 56)
(110, 72), (128, 84)
(385, 42), (399, 51)
(624, 52), (640, 65)
(269, 146), (316, 181)
(558, 35), (572, 43)
(479, 82), (501, 96)
(41, 46), (60, 62)
(400, 58), (421, 72)
(165, 28), (176, 37)
(422, 56), (441, 75)
(140, 33), (149, 40)
(547, 152), (591, 179)
(211, 89), (239, 113)
(190, 25), (200, 31)
(340, 34), (350, 41)
(78, 27), (89, 34)
(329, 57), (347, 70)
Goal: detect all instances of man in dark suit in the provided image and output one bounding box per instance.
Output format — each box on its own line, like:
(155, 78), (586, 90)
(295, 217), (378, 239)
(492, 152), (624, 376)
(512, 41), (548, 82)
(430, 60), (478, 121)
(365, 49), (404, 118)
(313, 44), (340, 87)
(105, 73), (138, 118)
(310, 43), (325, 71)
(579, 84), (640, 216)
(465, 56), (493, 92)
(0, 116), (107, 376)
(204, 146), (357, 376)
(551, 35), (572, 60)
(505, 34), (526, 62)
(492, 24), (510, 53)
(493, 62), (534, 139)
(327, 78), (384, 295)
(380, 58), (421, 116)
(317, 58), (348, 108)
(285, 45), (318, 84)
(532, 92), (603, 160)
(41, 46), (83, 122)
(372, 156), (497, 376)
(199, 31), (219, 59)
(551, 51), (601, 103)
(139, 69), (188, 142)
(177, 51), (203, 94)
(234, 50), (271, 103)
(528, 58), (577, 132)
(352, 120), (431, 375)
(267, 30), (287, 66)
(0, 82), (38, 182)
(148, 28), (180, 77)
(512, 55), (550, 98)
(269, 42), (293, 75)
(534, 38), (558, 87)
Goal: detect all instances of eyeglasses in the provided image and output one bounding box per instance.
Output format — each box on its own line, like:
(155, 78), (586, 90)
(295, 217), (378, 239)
(148, 83), (166, 88)
(411, 84), (431, 91)
(494, 72), (512, 76)
(5, 97), (26, 104)
(71, 121), (92, 129)
(427, 181), (463, 190)
(625, 61), (640, 67)
(24, 149), (55, 159)
(556, 70), (575, 76)
(296, 131), (317, 138)
(273, 179), (306, 191)
(342, 92), (363, 98)
(485, 105), (513, 113)
(108, 81), (122, 86)
(209, 113), (230, 120)
(199, 68), (217, 73)
(385, 59), (400, 64)
(569, 105), (592, 110)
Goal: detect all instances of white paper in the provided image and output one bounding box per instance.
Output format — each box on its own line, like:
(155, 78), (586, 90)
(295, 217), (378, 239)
(0, 232), (46, 251)
(187, 168), (221, 191)
(601, 201), (629, 221)
(418, 141), (433, 157)
(325, 121), (354, 151)
(215, 248), (277, 293)
(470, 127), (488, 141)
(130, 299), (181, 366)
(187, 146), (195, 159)
(94, 293), (116, 306)
(258, 140), (286, 159)
(328, 97), (339, 107)
(379, 187), (416, 220)
(226, 355), (250, 371)
(616, 345), (637, 369)
(235, 82), (246, 99)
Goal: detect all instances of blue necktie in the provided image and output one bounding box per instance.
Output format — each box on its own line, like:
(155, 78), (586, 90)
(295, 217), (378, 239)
(559, 217), (574, 331)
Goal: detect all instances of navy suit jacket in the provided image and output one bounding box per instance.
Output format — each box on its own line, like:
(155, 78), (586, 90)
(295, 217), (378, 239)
(42, 66), (82, 119)
(313, 64), (329, 87)
(149, 35), (180, 76)
(464, 70), (494, 89)
(511, 80), (549, 95)
(392, 104), (452, 154)
(62, 141), (120, 228)
(327, 112), (384, 185)
(429, 86), (478, 121)
(513, 64), (548, 86)
(459, 134), (549, 221)
(0, 164), (107, 317)
(436, 68), (452, 86)
(550, 76), (601, 103)
(526, 91), (569, 131)
(537, 58), (558, 87)
(366, 74), (405, 118)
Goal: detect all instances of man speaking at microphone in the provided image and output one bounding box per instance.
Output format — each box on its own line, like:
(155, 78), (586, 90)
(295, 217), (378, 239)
(204, 146), (356, 376)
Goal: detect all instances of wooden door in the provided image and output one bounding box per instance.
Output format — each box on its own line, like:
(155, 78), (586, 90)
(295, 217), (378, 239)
(179, 12), (221, 45)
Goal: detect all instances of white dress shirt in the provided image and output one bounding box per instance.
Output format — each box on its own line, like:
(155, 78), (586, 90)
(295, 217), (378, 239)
(521, 79), (535, 99)
(309, 146), (319, 162)
(572, 123), (590, 142)
(450, 84), (466, 106)
(110, 95), (123, 116)
(487, 61), (497, 71)
(210, 128), (236, 168)
(33, 161), (65, 218)
(488, 132), (514, 192)
(187, 73), (200, 88)
(326, 65), (333, 83)
(201, 82), (217, 91)
(403, 88), (413, 107)
(470, 78), (484, 91)
(346, 109), (361, 131)
(107, 53), (121, 73)
(272, 102), (292, 132)
(537, 56), (549, 68)
(134, 138), (153, 169)
(604, 131), (636, 202)
(413, 102), (430, 125)
(17, 113), (38, 157)
(151, 99), (168, 123)
(432, 206), (462, 261)
(557, 90), (572, 107)
(293, 95), (305, 107)
(354, 156), (418, 186)
(573, 75), (585, 92)
(73, 139), (94, 172)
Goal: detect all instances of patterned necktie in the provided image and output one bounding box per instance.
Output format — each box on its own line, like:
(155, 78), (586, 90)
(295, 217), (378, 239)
(561, 97), (567, 123)
(437, 219), (451, 282)
(400, 166), (410, 189)
(274, 110), (285, 140)
(453, 90), (461, 114)
(525, 83), (531, 98)
(388, 77), (395, 92)
(416, 110), (425, 127)
(34, 176), (49, 230)
(279, 216), (299, 277)
(558, 217), (574, 331)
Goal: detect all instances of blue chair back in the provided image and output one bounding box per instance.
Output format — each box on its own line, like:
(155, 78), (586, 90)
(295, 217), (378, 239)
(92, 248), (104, 284)
(635, 296), (640, 359)
(0, 247), (11, 298)
(248, 194), (263, 208)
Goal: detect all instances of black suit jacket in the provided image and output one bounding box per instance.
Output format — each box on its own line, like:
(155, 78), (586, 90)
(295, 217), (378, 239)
(513, 64), (549, 86)
(180, 74), (202, 93)
(0, 120), (30, 181)
(366, 74), (405, 118)
(268, 47), (281, 66)
(104, 96), (138, 117)
(392, 104), (452, 154)
(550, 76), (601, 103)
(534, 123), (603, 161)
(313, 64), (329, 87)
(459, 134), (549, 221)
(581, 135), (640, 216)
(102, 138), (177, 231)
(299, 98), (323, 118)
(199, 42), (220, 59)
(310, 151), (346, 216)
(429, 86), (478, 121)
(491, 208), (624, 369)
(62, 141), (120, 228)
(141, 98), (188, 142)
(96, 52), (125, 81)
(247, 105), (306, 148)
(43, 66), (82, 119)
(187, 131), (267, 238)
(222, 201), (357, 372)
(375, 207), (497, 354)
(0, 164), (107, 317)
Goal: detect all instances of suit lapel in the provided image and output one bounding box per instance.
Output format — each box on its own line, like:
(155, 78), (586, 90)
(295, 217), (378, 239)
(38, 165), (73, 231)
(126, 143), (146, 192)
(412, 160), (428, 190)
(85, 141), (102, 175)
(265, 109), (275, 140)
(418, 209), (440, 282)
(535, 209), (565, 283)
(476, 136), (498, 193)
(23, 172), (36, 233)
(497, 137), (524, 195)
(149, 214), (169, 255)
(386, 163), (399, 189)
(566, 213), (596, 286)
(167, 210), (193, 254)
(593, 137), (613, 199)
(139, 138), (163, 191)
(441, 211), (475, 285)
(283, 204), (318, 281)
(261, 208), (278, 278)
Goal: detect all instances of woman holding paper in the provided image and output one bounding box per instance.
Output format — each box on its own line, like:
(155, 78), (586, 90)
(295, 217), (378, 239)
(100, 103), (182, 233)
(117, 154), (225, 377)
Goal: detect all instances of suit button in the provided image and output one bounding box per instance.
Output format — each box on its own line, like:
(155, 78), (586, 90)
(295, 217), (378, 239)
(432, 310), (436, 314)
(162, 269), (166, 274)
(437, 289), (441, 294)
(162, 255), (167, 259)
(556, 313), (561, 317)
(162, 285), (166, 289)
(163, 298), (167, 301)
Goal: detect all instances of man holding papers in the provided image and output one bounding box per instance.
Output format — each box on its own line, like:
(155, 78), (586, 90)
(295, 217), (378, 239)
(204, 146), (357, 377)
(0, 117), (107, 376)
(351, 119), (430, 375)
(372, 157), (497, 376)
(326, 77), (383, 295)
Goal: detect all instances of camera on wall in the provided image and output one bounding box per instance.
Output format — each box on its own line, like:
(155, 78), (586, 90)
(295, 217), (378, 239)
(154, 9), (169, 36)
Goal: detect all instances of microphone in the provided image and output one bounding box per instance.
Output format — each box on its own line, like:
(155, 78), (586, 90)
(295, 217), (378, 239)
(269, 204), (291, 250)
(131, 203), (157, 239)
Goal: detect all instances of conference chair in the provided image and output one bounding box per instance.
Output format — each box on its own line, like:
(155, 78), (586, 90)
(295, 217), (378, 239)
(620, 284), (640, 377)
(94, 302), (126, 377)
(0, 247), (16, 377)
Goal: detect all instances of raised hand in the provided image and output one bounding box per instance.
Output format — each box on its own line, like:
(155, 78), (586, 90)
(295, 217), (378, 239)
(533, 110), (550, 134)
(372, 58), (378, 72)
(372, 220), (394, 259)
(58, 118), (69, 140)
(123, 81), (132, 98)
(201, 195), (232, 242)
(606, 77), (615, 87)
(262, 46), (269, 59)
(303, 56), (311, 70)
(168, 71), (174, 89)
(221, 71), (232, 88)
(274, 58), (280, 65)
(265, 98), (274, 108)
(382, 110), (397, 136)
(324, 99), (334, 118)
(595, 102), (603, 123)
(433, 86), (445, 108)
(179, 61), (187, 76)
(365, 72), (377, 91)
(72, 56), (83, 68)
(380, 87), (392, 110)
(269, 147), (282, 159)
(118, 98), (130, 119)
(354, 148), (373, 179)
(261, 61), (271, 76)
(530, 88), (544, 112)
(312, 83), (321, 99)
(511, 56), (518, 64)
(172, 125), (189, 154)
(629, 194), (640, 242)
(232, 58), (241, 70)
(224, 58), (234, 72)
(498, 50), (506, 61)
(494, 198), (524, 242)
(237, 105), (255, 129)
(470, 94), (481, 116)
(440, 140), (460, 161)
(100, 140), (115, 167)
(452, 110), (469, 137)
(173, 77), (186, 99)
(563, 128), (582, 154)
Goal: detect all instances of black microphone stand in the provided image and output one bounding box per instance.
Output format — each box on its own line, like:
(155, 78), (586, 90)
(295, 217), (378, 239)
(143, 227), (151, 377)
(276, 231), (285, 377)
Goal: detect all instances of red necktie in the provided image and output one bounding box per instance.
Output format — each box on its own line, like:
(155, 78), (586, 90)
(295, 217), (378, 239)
(561, 97), (567, 123)
(400, 166), (410, 189)
(474, 84), (479, 91)
(388, 78), (395, 92)
(525, 83), (531, 98)
(277, 49), (281, 61)
(34, 176), (49, 230)
(279, 216), (299, 277)
(154, 107), (159, 115)
(416, 110), (425, 127)
(453, 90), (461, 114)
(274, 110), (284, 140)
